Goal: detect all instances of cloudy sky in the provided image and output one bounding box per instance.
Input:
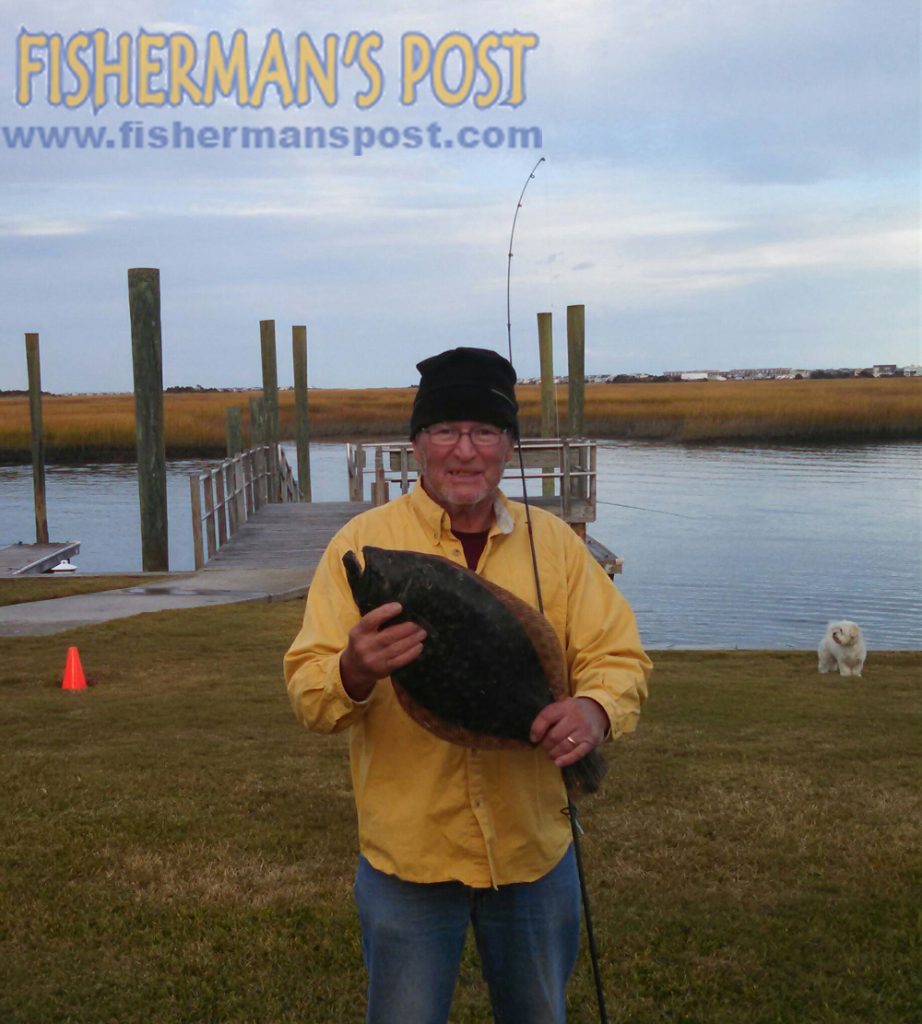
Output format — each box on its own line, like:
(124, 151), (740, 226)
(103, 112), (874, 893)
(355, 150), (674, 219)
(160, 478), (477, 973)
(1, 0), (918, 393)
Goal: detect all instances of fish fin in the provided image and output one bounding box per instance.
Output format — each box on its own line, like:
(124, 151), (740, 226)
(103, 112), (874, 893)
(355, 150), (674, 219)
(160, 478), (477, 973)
(406, 612), (437, 639)
(342, 551), (362, 600)
(392, 682), (525, 750)
(562, 749), (608, 797)
(392, 578), (438, 640)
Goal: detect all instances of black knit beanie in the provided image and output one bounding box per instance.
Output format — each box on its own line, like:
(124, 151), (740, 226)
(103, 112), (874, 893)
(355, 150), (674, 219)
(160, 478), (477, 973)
(409, 347), (519, 438)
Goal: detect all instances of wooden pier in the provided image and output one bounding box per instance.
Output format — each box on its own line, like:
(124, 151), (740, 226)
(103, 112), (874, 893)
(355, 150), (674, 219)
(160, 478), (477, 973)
(189, 440), (622, 588)
(346, 437), (622, 575)
(199, 502), (370, 575)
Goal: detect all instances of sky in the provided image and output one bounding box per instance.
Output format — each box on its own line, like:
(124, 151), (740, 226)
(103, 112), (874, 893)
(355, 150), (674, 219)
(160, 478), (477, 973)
(0, 0), (919, 394)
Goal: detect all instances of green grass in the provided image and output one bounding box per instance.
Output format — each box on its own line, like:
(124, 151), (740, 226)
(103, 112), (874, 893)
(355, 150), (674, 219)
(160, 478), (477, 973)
(0, 604), (919, 1023)
(0, 575), (181, 608)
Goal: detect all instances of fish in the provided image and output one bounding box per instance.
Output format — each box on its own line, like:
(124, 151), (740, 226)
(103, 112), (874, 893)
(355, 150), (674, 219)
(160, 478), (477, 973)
(342, 545), (607, 796)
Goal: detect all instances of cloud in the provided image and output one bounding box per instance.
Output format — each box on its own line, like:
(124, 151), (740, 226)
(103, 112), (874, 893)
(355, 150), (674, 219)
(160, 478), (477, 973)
(0, 218), (90, 237)
(0, 0), (918, 393)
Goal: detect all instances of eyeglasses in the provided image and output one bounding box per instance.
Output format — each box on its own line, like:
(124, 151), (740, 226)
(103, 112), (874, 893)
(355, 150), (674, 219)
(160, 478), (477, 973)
(421, 424), (508, 448)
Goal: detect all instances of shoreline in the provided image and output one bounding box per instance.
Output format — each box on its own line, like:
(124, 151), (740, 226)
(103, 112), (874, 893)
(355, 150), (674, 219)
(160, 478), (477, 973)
(1, 378), (919, 464)
(2, 428), (920, 467)
(2, 577), (921, 654)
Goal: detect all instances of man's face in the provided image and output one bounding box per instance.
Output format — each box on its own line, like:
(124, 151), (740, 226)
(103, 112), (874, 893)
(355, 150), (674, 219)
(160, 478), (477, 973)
(413, 421), (514, 514)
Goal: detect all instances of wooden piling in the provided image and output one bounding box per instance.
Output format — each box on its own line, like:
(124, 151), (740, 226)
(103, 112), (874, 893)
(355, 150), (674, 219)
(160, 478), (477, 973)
(25, 333), (49, 544)
(566, 304), (587, 514)
(292, 325), (312, 501)
(189, 475), (204, 570)
(226, 406), (243, 458)
(248, 396), (265, 447)
(215, 468), (228, 546)
(372, 447), (388, 505)
(566, 304), (585, 437)
(537, 313), (556, 438)
(259, 320), (280, 501)
(537, 313), (556, 498)
(128, 267), (169, 572)
(259, 320), (280, 443)
(203, 476), (217, 559)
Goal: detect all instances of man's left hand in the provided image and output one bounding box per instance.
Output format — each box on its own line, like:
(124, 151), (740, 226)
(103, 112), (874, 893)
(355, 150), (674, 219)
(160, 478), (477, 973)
(529, 697), (610, 768)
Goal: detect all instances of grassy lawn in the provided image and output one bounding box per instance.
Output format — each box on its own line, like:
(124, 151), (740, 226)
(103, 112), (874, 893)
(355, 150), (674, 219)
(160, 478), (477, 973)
(0, 575), (181, 608)
(0, 602), (918, 1023)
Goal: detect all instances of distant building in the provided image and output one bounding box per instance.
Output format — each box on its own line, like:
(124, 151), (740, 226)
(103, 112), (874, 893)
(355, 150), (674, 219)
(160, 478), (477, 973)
(677, 371), (726, 381)
(872, 364), (898, 377)
(665, 368), (791, 380)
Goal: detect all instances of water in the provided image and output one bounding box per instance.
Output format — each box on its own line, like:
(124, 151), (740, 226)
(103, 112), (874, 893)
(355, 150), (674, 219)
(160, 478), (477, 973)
(2, 442), (919, 650)
(590, 442), (921, 650)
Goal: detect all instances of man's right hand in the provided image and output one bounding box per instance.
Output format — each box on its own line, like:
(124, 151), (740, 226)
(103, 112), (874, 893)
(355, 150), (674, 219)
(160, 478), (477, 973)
(339, 603), (427, 701)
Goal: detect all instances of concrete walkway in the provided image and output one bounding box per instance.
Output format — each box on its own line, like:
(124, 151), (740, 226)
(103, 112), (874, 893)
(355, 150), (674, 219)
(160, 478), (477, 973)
(0, 567), (312, 637)
(0, 501), (369, 637)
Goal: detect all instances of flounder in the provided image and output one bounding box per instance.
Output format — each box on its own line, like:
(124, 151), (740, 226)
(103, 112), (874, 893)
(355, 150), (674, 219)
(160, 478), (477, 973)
(343, 545), (607, 796)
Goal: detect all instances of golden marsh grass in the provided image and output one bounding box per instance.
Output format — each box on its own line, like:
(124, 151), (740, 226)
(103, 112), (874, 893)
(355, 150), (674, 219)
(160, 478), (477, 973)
(0, 378), (919, 462)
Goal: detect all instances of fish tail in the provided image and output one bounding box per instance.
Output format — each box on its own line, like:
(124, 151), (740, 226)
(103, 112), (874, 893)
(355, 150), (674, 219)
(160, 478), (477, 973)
(563, 749), (609, 796)
(343, 551), (362, 596)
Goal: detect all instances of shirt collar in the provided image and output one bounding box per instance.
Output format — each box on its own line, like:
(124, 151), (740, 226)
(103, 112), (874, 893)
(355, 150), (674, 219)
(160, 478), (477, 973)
(410, 480), (515, 544)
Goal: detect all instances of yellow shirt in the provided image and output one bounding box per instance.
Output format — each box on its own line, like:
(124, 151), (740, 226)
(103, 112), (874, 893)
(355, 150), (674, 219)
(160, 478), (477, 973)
(284, 482), (651, 888)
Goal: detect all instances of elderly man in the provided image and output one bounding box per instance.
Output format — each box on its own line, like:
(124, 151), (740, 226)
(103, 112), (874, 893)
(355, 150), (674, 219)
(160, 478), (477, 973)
(284, 347), (651, 1024)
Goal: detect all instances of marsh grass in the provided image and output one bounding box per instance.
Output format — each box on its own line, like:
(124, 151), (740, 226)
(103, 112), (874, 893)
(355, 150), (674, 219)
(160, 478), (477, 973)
(0, 602), (918, 1023)
(1, 378), (918, 462)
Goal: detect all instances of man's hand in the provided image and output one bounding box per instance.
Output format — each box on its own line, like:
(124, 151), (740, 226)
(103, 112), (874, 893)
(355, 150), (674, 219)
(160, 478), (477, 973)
(340, 603), (426, 702)
(529, 697), (609, 768)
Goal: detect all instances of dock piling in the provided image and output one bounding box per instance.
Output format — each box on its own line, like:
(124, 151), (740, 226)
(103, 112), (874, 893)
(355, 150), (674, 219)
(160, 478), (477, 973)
(566, 303), (587, 534)
(537, 313), (556, 498)
(248, 396), (266, 447)
(259, 320), (280, 502)
(128, 267), (169, 572)
(292, 325), (312, 501)
(25, 332), (49, 544)
(567, 304), (585, 437)
(226, 406), (243, 457)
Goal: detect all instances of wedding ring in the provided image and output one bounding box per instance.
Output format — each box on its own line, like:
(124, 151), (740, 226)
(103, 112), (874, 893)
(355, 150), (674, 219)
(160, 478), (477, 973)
(566, 735), (578, 746)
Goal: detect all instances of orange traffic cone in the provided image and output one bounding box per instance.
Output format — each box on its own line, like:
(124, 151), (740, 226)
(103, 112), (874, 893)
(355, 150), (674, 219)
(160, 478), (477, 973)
(61, 646), (87, 691)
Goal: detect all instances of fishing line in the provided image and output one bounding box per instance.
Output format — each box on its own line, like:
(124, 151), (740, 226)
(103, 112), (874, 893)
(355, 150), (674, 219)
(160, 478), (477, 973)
(596, 498), (697, 519)
(506, 156), (547, 618)
(506, 158), (610, 1024)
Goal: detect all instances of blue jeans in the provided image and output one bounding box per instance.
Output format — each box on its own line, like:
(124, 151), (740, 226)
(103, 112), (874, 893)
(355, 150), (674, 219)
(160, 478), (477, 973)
(353, 846), (581, 1024)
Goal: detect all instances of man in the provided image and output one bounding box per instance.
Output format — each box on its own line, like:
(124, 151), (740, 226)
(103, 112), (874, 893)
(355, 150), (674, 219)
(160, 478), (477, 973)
(284, 347), (651, 1023)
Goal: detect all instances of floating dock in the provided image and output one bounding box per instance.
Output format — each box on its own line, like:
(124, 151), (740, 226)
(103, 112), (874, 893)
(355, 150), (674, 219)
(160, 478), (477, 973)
(0, 541), (80, 577)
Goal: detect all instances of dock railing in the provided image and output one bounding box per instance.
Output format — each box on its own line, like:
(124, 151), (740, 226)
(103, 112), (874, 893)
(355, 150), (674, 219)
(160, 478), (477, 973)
(190, 444), (300, 569)
(346, 438), (597, 529)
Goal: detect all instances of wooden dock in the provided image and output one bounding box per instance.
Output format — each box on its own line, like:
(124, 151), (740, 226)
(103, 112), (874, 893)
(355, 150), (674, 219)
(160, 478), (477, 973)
(199, 502), (371, 575)
(197, 499), (620, 594)
(0, 541), (80, 577)
(190, 442), (621, 586)
(0, 499), (621, 637)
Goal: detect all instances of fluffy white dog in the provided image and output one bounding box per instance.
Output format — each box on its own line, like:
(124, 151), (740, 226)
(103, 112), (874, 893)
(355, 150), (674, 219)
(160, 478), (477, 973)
(817, 620), (867, 677)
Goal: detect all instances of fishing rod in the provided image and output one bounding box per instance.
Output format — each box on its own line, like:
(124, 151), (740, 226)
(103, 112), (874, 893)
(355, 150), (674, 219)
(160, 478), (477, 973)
(505, 157), (610, 1024)
(506, 155), (547, 618)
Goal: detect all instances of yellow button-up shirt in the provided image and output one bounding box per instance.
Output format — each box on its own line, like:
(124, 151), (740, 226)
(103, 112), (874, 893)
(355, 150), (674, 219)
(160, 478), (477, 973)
(284, 482), (651, 888)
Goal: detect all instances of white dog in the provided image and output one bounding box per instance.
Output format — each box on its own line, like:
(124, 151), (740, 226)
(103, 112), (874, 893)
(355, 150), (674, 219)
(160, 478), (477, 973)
(817, 621), (867, 677)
